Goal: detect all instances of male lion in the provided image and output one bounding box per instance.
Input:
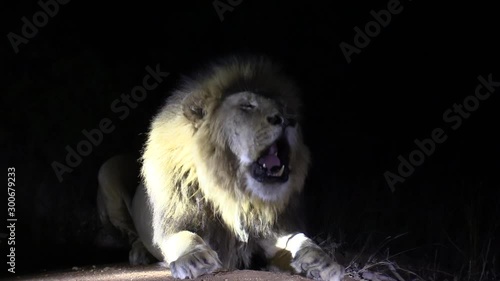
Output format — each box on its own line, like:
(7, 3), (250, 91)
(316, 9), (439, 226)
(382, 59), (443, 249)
(97, 55), (344, 280)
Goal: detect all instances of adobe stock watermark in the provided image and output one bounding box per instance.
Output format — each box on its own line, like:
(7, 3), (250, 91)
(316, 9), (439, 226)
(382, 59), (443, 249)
(339, 0), (411, 64)
(213, 0), (243, 22)
(51, 64), (170, 182)
(384, 74), (499, 192)
(7, 0), (70, 54)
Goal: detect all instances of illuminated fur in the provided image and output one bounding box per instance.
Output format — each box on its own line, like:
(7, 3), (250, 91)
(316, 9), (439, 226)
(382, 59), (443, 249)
(98, 55), (344, 280)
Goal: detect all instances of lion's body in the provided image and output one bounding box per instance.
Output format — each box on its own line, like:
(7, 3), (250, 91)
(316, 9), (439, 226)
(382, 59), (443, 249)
(131, 179), (266, 269)
(98, 55), (344, 280)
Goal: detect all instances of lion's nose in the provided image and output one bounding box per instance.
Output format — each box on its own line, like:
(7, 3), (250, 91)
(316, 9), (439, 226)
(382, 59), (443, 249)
(267, 114), (284, 126)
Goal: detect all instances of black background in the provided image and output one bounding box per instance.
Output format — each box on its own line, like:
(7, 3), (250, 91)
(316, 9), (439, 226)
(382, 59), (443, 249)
(1, 0), (499, 278)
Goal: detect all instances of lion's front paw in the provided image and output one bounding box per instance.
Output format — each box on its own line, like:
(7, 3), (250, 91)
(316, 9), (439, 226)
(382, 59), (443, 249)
(291, 245), (344, 281)
(169, 245), (223, 279)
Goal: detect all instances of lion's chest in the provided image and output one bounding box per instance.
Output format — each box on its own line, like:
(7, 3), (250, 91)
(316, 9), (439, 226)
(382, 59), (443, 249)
(199, 220), (264, 270)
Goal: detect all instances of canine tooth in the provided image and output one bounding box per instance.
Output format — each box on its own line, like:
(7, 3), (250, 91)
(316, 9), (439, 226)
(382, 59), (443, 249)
(274, 152), (278, 156)
(276, 165), (285, 177)
(263, 163), (266, 168)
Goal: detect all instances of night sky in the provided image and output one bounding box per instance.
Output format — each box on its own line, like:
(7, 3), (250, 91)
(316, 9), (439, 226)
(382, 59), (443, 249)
(2, 0), (499, 279)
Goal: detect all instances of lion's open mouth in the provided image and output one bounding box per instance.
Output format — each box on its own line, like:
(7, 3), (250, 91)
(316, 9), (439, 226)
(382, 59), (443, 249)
(251, 137), (290, 183)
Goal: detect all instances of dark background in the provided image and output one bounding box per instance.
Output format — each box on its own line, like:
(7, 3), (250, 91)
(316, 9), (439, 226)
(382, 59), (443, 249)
(1, 0), (499, 279)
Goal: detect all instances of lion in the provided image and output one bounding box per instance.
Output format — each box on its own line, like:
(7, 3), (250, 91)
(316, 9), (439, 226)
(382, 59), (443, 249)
(97, 55), (344, 280)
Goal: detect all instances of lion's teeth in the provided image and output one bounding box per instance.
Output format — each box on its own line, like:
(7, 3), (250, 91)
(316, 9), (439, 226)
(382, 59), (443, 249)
(276, 165), (285, 177)
(263, 163), (266, 168)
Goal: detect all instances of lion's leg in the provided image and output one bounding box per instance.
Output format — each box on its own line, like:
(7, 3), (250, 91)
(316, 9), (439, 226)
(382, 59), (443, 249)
(260, 233), (344, 281)
(97, 154), (157, 265)
(129, 183), (161, 264)
(160, 231), (223, 279)
(97, 154), (140, 243)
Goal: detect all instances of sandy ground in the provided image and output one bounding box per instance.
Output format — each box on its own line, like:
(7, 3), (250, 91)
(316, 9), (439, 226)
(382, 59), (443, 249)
(5, 263), (357, 281)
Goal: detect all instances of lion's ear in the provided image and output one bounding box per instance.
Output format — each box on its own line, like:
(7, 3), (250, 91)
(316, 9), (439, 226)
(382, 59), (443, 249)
(182, 91), (209, 125)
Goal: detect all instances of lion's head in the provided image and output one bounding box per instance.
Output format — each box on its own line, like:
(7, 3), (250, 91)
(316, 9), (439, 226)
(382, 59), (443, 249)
(142, 55), (310, 239)
(183, 56), (310, 203)
(209, 91), (307, 201)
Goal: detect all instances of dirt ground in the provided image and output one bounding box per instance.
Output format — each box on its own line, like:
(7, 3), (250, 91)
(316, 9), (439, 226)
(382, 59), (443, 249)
(6, 263), (358, 281)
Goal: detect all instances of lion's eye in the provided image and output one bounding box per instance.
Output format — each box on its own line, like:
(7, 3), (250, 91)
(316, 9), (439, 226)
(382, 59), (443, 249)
(240, 103), (256, 111)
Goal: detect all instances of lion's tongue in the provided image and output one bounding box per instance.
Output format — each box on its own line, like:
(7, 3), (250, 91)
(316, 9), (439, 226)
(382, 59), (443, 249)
(258, 143), (281, 169)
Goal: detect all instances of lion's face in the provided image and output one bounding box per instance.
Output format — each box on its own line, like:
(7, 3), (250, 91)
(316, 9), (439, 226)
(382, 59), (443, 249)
(211, 91), (306, 201)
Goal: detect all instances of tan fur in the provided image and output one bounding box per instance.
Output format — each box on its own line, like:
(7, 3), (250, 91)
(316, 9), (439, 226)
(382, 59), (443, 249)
(99, 55), (344, 280)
